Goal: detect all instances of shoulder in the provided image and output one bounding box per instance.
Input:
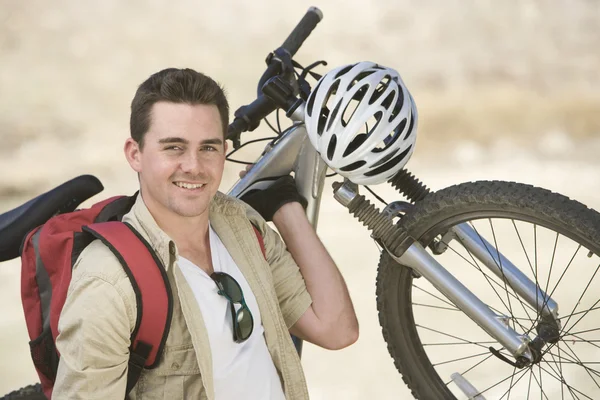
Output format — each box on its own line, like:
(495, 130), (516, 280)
(210, 191), (266, 227)
(65, 239), (138, 330)
(73, 238), (131, 287)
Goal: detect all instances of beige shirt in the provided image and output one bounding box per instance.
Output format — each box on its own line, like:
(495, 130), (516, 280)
(53, 192), (312, 400)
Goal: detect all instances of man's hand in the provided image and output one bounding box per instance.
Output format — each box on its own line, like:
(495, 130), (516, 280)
(240, 175), (307, 222)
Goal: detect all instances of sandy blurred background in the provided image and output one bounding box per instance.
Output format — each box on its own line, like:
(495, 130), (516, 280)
(1, 1), (600, 398)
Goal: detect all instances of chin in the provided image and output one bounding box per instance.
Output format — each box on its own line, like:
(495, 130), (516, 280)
(170, 200), (210, 218)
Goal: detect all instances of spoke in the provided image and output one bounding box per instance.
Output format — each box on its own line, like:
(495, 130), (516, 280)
(445, 353), (495, 386)
(535, 361), (579, 400)
(512, 221), (553, 337)
(540, 357), (571, 399)
(512, 219), (536, 278)
(412, 302), (461, 312)
(555, 350), (569, 400)
(413, 284), (458, 309)
(416, 325), (495, 352)
(546, 244), (582, 303)
(432, 351), (491, 367)
(529, 365), (550, 400)
(545, 351), (600, 374)
(488, 219), (518, 331)
(559, 306), (600, 321)
(542, 233), (560, 316)
(440, 236), (526, 319)
(424, 341), (498, 347)
(504, 366), (517, 400)
(537, 362), (594, 400)
(560, 262), (600, 337)
(563, 341), (600, 389)
(534, 224), (540, 334)
(524, 243), (584, 347)
(448, 239), (537, 315)
(552, 343), (568, 400)
(499, 366), (530, 400)
(476, 367), (530, 397)
(527, 367), (533, 399)
(413, 251), (533, 336)
(568, 333), (600, 351)
(564, 327), (600, 337)
(464, 222), (534, 332)
(511, 220), (544, 308)
(539, 362), (545, 400)
(511, 221), (563, 331)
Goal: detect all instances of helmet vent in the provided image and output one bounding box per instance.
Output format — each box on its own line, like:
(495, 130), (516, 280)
(340, 160), (367, 172)
(389, 88), (405, 122)
(327, 100), (343, 131)
(334, 64), (355, 79)
(343, 133), (367, 157)
(375, 118), (407, 151)
(327, 135), (337, 161)
(403, 109), (416, 140)
(364, 146), (412, 177)
(306, 78), (324, 117)
(369, 75), (392, 105)
(371, 147), (400, 168)
(341, 98), (360, 128)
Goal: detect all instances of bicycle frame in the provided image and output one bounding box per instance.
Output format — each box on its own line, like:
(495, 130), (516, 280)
(228, 104), (328, 229)
(229, 102), (560, 364)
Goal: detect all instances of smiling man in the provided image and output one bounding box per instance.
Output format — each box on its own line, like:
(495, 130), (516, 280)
(53, 68), (358, 400)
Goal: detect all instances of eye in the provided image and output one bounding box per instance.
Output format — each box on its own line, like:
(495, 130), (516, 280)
(201, 145), (218, 152)
(164, 145), (183, 151)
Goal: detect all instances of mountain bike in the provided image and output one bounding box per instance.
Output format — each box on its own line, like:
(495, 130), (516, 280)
(2, 6), (600, 400)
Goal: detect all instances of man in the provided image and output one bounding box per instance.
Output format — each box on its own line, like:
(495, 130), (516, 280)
(53, 68), (358, 399)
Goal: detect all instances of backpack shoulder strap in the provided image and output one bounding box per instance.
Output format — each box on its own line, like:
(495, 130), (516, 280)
(82, 221), (173, 395)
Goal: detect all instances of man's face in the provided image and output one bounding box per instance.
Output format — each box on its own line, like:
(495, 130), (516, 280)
(125, 102), (227, 221)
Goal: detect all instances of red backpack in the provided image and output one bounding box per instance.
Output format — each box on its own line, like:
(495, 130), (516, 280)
(19, 191), (266, 399)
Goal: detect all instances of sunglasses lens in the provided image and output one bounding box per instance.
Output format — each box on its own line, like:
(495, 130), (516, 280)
(212, 272), (254, 343)
(235, 307), (254, 341)
(213, 273), (243, 302)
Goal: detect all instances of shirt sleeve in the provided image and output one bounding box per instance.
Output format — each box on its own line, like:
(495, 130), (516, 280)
(53, 244), (136, 399)
(244, 205), (313, 329)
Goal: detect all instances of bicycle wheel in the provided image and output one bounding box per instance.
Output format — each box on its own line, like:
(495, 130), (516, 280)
(0, 384), (45, 400)
(376, 180), (600, 399)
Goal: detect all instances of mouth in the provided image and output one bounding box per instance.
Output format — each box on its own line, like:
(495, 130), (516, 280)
(173, 181), (207, 192)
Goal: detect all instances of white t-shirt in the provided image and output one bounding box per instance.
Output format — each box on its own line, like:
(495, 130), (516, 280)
(177, 226), (286, 400)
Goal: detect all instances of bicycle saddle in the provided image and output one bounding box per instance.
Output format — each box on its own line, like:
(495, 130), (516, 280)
(0, 175), (104, 262)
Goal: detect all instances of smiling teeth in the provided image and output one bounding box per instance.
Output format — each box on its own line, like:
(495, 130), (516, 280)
(175, 182), (205, 189)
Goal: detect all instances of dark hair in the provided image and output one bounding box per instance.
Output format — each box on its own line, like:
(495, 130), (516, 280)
(130, 68), (229, 148)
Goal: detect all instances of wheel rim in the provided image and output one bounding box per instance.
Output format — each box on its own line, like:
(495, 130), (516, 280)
(407, 213), (600, 399)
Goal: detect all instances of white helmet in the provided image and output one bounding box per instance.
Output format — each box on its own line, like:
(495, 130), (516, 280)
(304, 61), (418, 185)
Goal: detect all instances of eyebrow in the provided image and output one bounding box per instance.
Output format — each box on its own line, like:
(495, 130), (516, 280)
(158, 137), (224, 145)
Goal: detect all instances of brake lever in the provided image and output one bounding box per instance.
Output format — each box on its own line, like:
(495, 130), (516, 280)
(265, 48), (299, 95)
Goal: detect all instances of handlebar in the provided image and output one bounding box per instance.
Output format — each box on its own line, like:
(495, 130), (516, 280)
(281, 7), (323, 57)
(226, 7), (323, 147)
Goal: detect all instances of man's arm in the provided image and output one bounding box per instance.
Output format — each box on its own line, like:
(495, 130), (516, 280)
(272, 202), (359, 350)
(53, 245), (134, 399)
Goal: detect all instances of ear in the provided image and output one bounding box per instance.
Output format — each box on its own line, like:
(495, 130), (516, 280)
(223, 139), (228, 154)
(124, 138), (143, 173)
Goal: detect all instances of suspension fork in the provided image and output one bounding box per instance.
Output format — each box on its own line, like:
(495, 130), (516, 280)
(387, 170), (560, 320)
(448, 223), (559, 318)
(333, 177), (561, 364)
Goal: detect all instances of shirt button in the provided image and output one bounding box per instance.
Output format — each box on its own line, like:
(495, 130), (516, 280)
(169, 242), (176, 255)
(171, 362), (180, 370)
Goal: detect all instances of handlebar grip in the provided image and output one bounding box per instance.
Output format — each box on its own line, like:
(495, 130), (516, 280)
(281, 7), (323, 57)
(226, 118), (247, 141)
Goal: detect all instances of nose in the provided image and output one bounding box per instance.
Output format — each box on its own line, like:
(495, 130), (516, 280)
(180, 150), (205, 176)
